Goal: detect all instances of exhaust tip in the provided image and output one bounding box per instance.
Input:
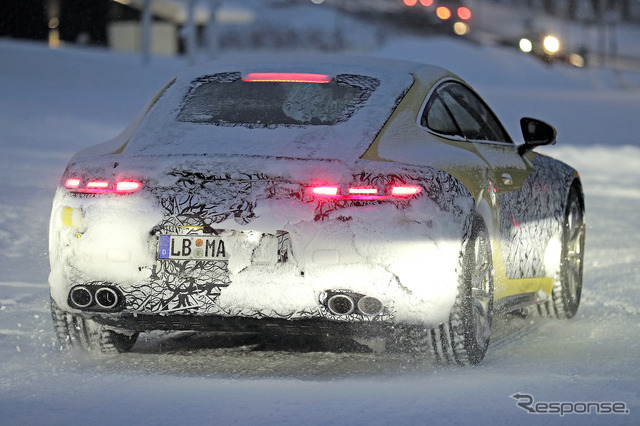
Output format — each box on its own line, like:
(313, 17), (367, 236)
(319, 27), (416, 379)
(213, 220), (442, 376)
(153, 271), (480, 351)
(357, 296), (384, 316)
(69, 286), (93, 309)
(68, 284), (123, 311)
(95, 287), (119, 309)
(327, 294), (355, 315)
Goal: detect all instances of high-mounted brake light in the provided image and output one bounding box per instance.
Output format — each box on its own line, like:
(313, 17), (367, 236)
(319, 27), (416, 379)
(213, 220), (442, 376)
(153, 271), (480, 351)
(86, 181), (109, 189)
(242, 73), (333, 84)
(348, 188), (378, 195)
(64, 177), (143, 194)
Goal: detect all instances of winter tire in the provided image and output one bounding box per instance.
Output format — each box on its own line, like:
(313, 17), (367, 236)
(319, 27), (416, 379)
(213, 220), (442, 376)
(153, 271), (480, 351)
(535, 183), (585, 318)
(51, 297), (138, 355)
(427, 216), (494, 365)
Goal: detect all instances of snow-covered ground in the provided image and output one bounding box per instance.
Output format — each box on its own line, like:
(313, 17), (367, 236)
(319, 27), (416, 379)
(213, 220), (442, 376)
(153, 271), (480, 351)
(1, 30), (640, 424)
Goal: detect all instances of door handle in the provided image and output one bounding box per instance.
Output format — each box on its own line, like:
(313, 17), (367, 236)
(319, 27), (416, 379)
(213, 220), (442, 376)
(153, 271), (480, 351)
(501, 173), (513, 186)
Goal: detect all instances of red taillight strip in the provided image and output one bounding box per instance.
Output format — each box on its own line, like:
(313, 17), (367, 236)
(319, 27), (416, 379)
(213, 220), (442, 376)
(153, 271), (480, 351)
(310, 185), (421, 200)
(242, 73), (333, 83)
(115, 181), (142, 192)
(64, 177), (143, 194)
(391, 186), (422, 196)
(312, 186), (339, 196)
(64, 178), (80, 189)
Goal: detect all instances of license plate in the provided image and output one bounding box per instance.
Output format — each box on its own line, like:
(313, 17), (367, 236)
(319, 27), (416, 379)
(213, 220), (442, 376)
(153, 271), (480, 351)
(158, 235), (229, 260)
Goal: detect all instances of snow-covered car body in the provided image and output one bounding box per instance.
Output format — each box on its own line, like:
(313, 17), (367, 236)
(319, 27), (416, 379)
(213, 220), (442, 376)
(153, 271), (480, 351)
(49, 55), (584, 364)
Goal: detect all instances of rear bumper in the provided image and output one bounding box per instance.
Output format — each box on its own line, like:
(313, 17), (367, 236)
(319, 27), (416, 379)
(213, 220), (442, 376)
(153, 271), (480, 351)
(58, 255), (456, 330)
(93, 312), (396, 338)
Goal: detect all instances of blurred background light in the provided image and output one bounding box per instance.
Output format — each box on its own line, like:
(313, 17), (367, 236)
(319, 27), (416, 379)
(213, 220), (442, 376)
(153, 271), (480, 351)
(543, 35), (560, 54)
(453, 22), (469, 36)
(519, 38), (533, 53)
(436, 6), (451, 20)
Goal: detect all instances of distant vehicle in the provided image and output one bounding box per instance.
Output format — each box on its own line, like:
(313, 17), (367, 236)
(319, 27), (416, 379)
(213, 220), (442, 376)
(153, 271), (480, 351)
(49, 55), (585, 365)
(512, 32), (586, 67)
(399, 0), (473, 35)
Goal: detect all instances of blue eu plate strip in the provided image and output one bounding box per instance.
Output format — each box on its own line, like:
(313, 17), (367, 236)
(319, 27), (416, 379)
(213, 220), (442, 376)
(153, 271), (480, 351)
(158, 235), (171, 259)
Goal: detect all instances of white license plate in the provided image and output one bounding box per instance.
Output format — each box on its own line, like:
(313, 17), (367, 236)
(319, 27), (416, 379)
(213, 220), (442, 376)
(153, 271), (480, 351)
(158, 235), (229, 260)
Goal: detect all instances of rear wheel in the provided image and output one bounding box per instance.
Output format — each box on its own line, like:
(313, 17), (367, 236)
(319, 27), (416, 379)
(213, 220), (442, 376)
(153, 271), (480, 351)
(534, 184), (585, 318)
(51, 298), (138, 355)
(427, 216), (494, 365)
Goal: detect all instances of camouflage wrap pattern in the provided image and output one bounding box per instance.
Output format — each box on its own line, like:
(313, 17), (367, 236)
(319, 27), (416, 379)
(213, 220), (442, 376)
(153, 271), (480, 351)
(498, 154), (576, 279)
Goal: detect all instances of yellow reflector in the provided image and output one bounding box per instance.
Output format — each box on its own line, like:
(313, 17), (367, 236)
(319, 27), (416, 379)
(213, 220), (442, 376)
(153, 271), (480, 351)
(61, 207), (82, 228)
(61, 207), (73, 227)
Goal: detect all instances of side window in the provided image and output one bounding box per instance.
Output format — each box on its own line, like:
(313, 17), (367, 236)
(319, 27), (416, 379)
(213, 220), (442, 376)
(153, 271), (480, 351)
(422, 81), (512, 143)
(421, 95), (459, 136)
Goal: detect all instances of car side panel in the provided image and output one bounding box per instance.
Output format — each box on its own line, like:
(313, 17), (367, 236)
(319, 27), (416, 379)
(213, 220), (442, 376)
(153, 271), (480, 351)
(497, 152), (578, 281)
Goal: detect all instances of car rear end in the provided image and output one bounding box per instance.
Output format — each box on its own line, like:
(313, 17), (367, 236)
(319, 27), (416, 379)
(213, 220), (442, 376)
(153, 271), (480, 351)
(49, 58), (472, 342)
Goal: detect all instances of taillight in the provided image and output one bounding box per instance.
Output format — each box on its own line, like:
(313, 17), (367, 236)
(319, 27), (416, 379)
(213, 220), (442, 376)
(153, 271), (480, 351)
(310, 184), (421, 200)
(63, 177), (143, 194)
(64, 178), (80, 189)
(312, 186), (339, 196)
(391, 186), (422, 196)
(115, 181), (142, 193)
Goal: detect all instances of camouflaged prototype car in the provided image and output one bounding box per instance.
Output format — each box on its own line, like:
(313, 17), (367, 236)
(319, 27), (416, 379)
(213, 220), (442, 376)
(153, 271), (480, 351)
(49, 56), (585, 365)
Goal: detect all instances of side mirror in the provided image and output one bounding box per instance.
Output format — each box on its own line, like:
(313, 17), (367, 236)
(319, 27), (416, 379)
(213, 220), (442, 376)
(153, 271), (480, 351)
(518, 117), (557, 155)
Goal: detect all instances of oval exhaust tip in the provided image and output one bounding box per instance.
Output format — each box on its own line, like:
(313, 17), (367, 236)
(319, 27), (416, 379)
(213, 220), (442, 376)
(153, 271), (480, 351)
(69, 286), (93, 309)
(95, 287), (119, 310)
(327, 294), (355, 315)
(357, 296), (384, 316)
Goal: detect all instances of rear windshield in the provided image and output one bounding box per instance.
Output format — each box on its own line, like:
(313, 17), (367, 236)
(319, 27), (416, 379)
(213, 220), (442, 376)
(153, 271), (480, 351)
(177, 72), (380, 127)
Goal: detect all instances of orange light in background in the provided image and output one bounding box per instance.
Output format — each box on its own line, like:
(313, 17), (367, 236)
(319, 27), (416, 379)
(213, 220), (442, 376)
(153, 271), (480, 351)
(403, 0), (418, 6)
(436, 6), (452, 20)
(457, 7), (472, 20)
(420, 0), (434, 6)
(48, 17), (61, 49)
